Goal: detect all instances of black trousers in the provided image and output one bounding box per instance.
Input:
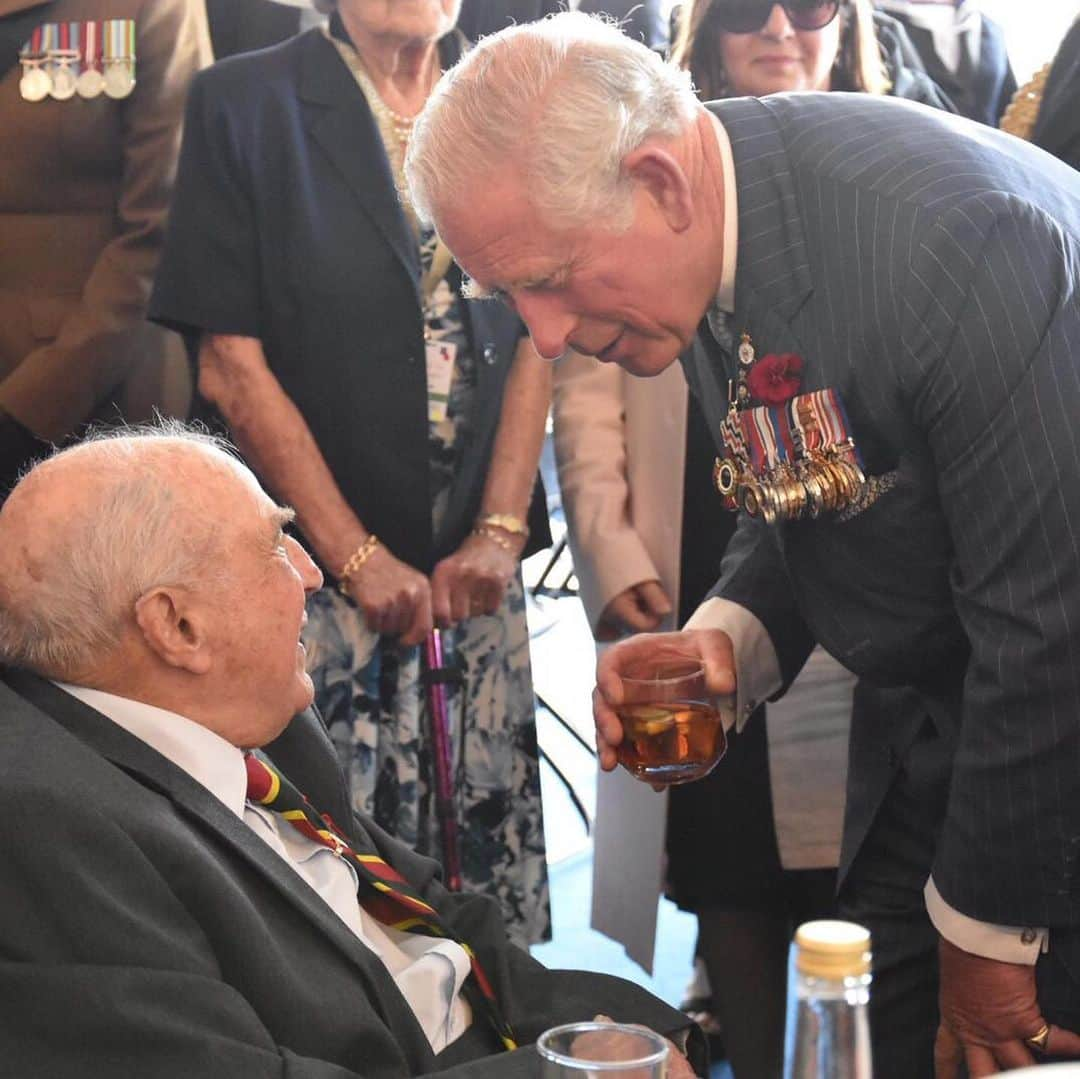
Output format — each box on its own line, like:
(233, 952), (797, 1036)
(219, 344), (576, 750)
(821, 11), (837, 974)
(839, 717), (1080, 1079)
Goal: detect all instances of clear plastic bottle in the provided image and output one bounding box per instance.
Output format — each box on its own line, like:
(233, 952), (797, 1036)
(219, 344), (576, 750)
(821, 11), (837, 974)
(783, 920), (873, 1079)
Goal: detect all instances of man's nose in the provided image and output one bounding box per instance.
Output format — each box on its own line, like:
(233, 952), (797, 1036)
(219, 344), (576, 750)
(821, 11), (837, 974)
(761, 3), (795, 36)
(287, 536), (324, 593)
(513, 292), (576, 361)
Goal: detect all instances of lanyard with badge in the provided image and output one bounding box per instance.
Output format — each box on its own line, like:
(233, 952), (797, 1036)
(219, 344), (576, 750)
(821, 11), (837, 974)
(423, 239), (457, 426)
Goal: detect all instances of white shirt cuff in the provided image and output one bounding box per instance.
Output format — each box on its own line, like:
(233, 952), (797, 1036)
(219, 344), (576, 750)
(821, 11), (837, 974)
(924, 876), (1048, 965)
(683, 597), (782, 731)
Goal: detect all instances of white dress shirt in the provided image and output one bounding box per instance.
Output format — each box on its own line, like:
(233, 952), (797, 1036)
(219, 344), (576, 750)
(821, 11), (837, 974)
(57, 683), (473, 1051)
(685, 111), (1047, 963)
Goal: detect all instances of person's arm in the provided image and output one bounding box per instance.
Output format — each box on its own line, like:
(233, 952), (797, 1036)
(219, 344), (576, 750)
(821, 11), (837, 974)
(0, 0), (211, 440)
(552, 350), (673, 638)
(430, 338), (550, 626)
(198, 334), (432, 645)
(897, 194), (1080, 1072)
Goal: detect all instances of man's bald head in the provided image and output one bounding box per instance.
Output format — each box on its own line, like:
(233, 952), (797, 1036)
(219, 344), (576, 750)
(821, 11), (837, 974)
(0, 427), (243, 684)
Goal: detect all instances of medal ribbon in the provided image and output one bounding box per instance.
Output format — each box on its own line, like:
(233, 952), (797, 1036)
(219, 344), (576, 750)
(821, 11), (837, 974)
(80, 21), (100, 75)
(19, 24), (44, 59)
(104, 19), (135, 66)
(244, 752), (518, 1052)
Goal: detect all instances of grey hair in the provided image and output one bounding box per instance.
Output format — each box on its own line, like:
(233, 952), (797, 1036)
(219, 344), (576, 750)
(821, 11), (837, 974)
(0, 422), (241, 682)
(406, 11), (699, 233)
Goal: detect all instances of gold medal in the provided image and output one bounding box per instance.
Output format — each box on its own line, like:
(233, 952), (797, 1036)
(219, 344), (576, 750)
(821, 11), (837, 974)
(713, 457), (738, 498)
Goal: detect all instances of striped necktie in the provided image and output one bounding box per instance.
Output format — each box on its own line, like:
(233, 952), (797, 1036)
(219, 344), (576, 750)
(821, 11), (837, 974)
(244, 752), (517, 1052)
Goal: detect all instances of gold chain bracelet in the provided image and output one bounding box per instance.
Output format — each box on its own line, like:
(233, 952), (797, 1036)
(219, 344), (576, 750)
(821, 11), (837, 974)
(473, 525), (516, 552)
(475, 512), (529, 538)
(337, 534), (380, 595)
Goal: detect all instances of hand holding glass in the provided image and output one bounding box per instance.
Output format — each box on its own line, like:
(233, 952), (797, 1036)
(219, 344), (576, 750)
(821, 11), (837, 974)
(615, 657), (726, 784)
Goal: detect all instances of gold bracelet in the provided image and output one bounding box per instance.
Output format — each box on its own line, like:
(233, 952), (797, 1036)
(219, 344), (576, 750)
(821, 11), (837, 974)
(337, 534), (380, 595)
(476, 512), (529, 538)
(473, 525), (516, 552)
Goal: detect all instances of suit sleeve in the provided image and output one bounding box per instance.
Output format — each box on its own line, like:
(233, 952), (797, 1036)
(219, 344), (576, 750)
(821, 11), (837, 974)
(0, 0), (211, 440)
(707, 511), (816, 690)
(900, 192), (1080, 927)
(552, 351), (664, 632)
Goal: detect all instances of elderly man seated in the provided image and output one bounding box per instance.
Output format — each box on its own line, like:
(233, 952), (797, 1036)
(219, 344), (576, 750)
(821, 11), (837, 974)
(0, 426), (701, 1078)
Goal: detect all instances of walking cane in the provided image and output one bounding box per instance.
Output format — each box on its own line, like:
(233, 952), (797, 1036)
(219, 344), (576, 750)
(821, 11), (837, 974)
(422, 629), (463, 891)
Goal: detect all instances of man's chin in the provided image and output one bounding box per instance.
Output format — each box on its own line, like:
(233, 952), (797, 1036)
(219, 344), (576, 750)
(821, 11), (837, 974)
(616, 349), (680, 378)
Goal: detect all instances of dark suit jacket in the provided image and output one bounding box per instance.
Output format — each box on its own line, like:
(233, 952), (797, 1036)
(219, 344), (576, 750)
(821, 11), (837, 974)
(884, 9), (1015, 126)
(1033, 17), (1080, 172)
(150, 29), (548, 574)
(685, 93), (1080, 929)
(0, 668), (702, 1077)
(205, 0), (302, 60)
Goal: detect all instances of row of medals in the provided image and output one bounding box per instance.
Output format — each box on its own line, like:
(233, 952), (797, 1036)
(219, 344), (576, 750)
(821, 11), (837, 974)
(712, 334), (866, 525)
(19, 53), (134, 102)
(713, 442), (866, 526)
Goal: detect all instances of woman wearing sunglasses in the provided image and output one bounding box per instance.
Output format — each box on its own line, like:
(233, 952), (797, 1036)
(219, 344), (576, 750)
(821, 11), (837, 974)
(556, 4), (955, 1078)
(671, 0), (953, 105)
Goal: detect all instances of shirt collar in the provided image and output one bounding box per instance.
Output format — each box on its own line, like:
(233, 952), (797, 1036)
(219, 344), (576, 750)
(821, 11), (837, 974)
(708, 110), (738, 315)
(54, 683), (248, 820)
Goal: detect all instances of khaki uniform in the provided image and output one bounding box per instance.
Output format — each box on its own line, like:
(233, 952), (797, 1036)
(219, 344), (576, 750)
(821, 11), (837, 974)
(0, 0), (210, 439)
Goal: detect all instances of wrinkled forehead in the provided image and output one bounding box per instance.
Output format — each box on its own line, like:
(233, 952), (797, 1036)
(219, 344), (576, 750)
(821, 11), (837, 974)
(437, 187), (573, 290)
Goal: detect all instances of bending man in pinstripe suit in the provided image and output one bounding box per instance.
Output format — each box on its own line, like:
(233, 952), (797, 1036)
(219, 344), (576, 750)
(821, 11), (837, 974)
(407, 11), (1080, 1078)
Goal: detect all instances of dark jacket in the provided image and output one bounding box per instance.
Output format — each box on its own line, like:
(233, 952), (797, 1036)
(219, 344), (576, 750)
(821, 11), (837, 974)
(0, 669), (702, 1076)
(151, 29), (548, 574)
(1033, 17), (1080, 172)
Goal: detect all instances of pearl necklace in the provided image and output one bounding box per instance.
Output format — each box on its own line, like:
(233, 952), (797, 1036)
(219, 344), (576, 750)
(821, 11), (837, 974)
(327, 29), (437, 225)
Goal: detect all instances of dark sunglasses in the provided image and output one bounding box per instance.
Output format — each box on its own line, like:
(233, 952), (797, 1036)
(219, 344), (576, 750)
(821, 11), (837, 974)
(712, 0), (841, 34)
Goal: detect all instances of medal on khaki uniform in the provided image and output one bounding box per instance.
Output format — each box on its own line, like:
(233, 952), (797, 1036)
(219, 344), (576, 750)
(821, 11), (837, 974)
(102, 18), (135, 99)
(18, 25), (50, 101)
(76, 20), (106, 99)
(18, 20), (127, 103)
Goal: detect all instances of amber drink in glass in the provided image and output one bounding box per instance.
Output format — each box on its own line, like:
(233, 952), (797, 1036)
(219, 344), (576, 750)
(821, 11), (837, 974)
(615, 658), (726, 784)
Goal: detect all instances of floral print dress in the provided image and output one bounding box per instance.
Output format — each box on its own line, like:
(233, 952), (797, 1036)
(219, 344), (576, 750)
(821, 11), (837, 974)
(303, 228), (550, 947)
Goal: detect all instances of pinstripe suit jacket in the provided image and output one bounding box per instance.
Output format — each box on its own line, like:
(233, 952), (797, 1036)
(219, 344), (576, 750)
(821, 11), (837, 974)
(685, 93), (1080, 928)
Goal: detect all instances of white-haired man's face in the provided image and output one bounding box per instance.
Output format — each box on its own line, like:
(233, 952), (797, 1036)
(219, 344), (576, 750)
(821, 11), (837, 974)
(439, 177), (704, 378)
(197, 457), (325, 746)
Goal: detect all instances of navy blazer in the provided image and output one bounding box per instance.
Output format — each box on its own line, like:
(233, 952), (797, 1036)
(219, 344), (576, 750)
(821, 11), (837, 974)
(686, 93), (1080, 929)
(205, 0), (302, 60)
(151, 29), (545, 574)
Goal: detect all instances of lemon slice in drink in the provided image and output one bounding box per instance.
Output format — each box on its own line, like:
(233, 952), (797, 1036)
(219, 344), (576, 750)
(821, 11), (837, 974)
(624, 705), (676, 736)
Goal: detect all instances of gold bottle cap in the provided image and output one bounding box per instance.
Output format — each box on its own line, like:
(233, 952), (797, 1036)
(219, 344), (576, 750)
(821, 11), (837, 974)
(795, 920), (872, 980)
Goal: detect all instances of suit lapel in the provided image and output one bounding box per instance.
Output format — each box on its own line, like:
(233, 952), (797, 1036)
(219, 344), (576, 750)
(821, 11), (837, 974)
(3, 668), (435, 1068)
(297, 31), (421, 294)
(710, 97), (814, 360)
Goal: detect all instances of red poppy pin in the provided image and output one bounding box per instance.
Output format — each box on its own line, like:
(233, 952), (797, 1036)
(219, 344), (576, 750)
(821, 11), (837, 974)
(746, 352), (803, 406)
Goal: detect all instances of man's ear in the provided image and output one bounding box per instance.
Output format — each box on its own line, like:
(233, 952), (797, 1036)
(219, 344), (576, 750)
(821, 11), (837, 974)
(623, 144), (693, 232)
(134, 587), (213, 675)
